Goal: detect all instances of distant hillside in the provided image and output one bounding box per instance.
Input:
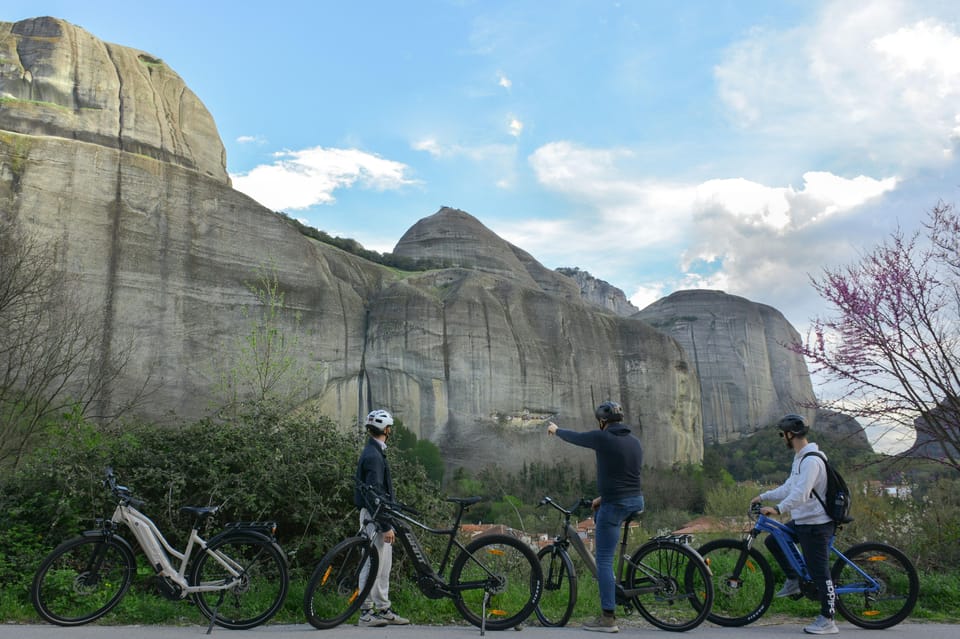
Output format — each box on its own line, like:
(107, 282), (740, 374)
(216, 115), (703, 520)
(705, 428), (876, 484)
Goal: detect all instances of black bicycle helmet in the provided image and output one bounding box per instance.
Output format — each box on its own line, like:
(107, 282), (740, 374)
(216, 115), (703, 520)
(595, 401), (624, 424)
(776, 413), (808, 436)
(365, 409), (394, 435)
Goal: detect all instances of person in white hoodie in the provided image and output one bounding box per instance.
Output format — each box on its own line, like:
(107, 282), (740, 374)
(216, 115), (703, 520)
(751, 414), (838, 635)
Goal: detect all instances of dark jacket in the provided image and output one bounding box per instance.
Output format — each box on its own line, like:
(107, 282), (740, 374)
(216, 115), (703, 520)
(353, 437), (394, 512)
(556, 424), (643, 502)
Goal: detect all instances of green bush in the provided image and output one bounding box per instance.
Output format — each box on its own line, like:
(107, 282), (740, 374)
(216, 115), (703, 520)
(0, 410), (446, 595)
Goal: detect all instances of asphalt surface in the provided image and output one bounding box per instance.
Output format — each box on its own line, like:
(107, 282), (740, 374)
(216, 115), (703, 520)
(1, 621), (955, 638)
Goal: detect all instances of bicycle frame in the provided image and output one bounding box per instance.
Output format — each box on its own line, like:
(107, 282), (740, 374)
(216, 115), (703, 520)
(541, 497), (700, 600)
(751, 512), (883, 596)
(111, 502), (249, 595)
(363, 497), (487, 596)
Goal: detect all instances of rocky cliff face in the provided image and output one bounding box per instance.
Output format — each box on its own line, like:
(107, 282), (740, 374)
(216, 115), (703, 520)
(635, 290), (817, 444)
(0, 17), (703, 471)
(0, 17), (227, 183)
(556, 267), (640, 317)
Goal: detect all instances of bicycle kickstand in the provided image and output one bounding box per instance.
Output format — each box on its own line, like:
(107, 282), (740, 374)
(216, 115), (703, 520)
(206, 590), (227, 635)
(481, 590), (490, 636)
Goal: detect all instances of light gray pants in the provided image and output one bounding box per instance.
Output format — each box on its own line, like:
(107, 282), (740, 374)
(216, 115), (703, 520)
(358, 508), (393, 611)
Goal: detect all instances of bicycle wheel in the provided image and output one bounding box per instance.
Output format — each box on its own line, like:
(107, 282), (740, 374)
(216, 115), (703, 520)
(30, 535), (136, 626)
(696, 538), (773, 627)
(450, 533), (543, 631)
(832, 541), (918, 629)
(189, 532), (289, 630)
(303, 536), (378, 630)
(534, 544), (577, 626)
(625, 539), (714, 632)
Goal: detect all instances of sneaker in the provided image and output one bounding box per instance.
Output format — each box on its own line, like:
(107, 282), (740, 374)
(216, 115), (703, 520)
(583, 613), (619, 633)
(376, 607), (410, 625)
(803, 615), (839, 635)
(776, 578), (801, 597)
(357, 609), (388, 628)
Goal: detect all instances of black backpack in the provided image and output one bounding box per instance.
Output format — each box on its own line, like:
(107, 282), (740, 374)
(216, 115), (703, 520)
(802, 451), (854, 524)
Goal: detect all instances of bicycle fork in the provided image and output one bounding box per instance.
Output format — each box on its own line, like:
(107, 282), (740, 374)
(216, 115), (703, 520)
(725, 532), (761, 587)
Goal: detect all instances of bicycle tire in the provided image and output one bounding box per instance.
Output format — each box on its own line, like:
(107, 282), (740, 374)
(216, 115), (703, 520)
(303, 536), (378, 629)
(534, 544), (577, 627)
(30, 534), (136, 626)
(450, 533), (543, 630)
(625, 539), (714, 632)
(832, 541), (918, 629)
(189, 531), (289, 630)
(696, 538), (773, 627)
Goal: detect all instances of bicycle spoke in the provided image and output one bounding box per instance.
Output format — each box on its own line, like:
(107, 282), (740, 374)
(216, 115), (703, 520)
(190, 534), (288, 630)
(626, 541), (713, 632)
(303, 537), (377, 630)
(697, 538), (773, 627)
(31, 536), (135, 626)
(833, 542), (918, 629)
(534, 546), (577, 626)
(451, 534), (542, 631)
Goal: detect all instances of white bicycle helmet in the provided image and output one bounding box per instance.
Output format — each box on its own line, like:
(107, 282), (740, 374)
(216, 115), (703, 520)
(365, 409), (394, 435)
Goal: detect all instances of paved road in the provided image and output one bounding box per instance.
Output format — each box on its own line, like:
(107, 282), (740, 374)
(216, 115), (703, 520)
(1, 621), (955, 638)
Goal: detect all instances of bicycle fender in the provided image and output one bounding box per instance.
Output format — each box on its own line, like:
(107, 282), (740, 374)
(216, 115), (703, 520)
(205, 528), (288, 567)
(80, 528), (136, 556)
(206, 527), (275, 546)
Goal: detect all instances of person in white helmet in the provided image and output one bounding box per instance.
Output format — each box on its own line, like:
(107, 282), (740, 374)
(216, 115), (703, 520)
(353, 409), (410, 628)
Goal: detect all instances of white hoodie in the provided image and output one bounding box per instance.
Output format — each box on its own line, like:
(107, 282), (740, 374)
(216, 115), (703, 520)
(759, 442), (833, 525)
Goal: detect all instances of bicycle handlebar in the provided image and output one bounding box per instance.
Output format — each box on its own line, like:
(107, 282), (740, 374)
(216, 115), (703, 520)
(103, 466), (145, 509)
(538, 495), (593, 516)
(358, 483), (420, 516)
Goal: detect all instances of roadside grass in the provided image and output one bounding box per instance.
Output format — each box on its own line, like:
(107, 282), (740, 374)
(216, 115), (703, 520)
(3, 562), (958, 626)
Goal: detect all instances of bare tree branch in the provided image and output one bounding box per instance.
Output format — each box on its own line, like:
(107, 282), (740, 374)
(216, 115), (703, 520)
(794, 203), (960, 473)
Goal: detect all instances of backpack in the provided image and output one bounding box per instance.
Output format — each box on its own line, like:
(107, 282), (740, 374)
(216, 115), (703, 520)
(801, 451), (854, 524)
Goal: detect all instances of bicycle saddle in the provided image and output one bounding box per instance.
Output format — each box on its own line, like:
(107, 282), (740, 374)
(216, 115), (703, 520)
(180, 505), (220, 519)
(624, 509), (644, 525)
(446, 496), (483, 506)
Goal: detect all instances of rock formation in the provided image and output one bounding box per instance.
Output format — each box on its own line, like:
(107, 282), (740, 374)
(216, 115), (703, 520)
(0, 17), (703, 472)
(814, 409), (871, 449)
(635, 290), (817, 444)
(556, 267), (640, 317)
(0, 16), (227, 183)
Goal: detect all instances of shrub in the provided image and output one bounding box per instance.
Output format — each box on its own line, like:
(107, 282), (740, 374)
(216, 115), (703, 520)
(0, 408), (447, 594)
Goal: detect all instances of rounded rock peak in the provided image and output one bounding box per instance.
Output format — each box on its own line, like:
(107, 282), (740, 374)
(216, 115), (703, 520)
(393, 207), (530, 275)
(0, 16), (229, 184)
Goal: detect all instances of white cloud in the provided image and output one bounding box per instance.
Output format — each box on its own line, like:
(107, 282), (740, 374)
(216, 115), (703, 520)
(412, 137), (518, 188)
(629, 283), (667, 311)
(714, 3), (960, 170)
(527, 142), (895, 250)
(508, 117), (523, 137)
(236, 135), (265, 144)
(497, 71), (512, 89)
(230, 147), (416, 211)
(872, 19), (960, 91)
(520, 140), (899, 334)
(413, 137), (445, 158)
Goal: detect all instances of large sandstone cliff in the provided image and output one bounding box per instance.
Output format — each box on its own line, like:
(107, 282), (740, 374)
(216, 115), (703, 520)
(0, 17), (226, 183)
(0, 17), (703, 471)
(636, 290), (817, 444)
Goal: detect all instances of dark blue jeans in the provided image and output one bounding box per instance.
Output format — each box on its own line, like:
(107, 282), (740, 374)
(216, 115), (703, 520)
(593, 495), (645, 612)
(764, 520), (836, 618)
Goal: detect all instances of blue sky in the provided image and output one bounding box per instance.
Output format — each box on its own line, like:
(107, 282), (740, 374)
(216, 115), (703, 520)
(7, 1), (960, 449)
